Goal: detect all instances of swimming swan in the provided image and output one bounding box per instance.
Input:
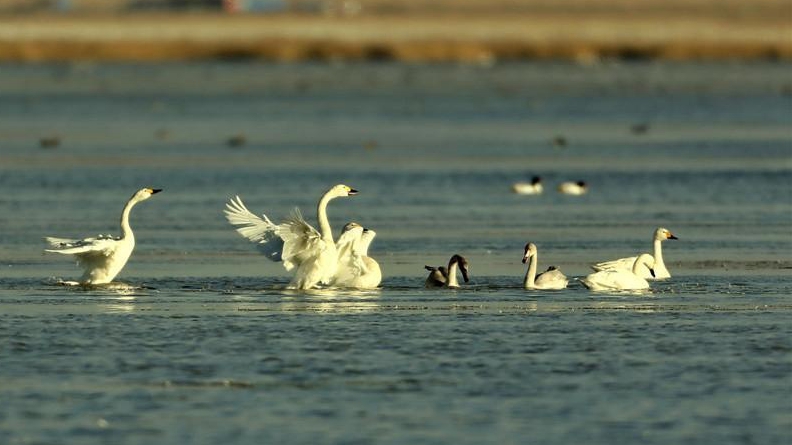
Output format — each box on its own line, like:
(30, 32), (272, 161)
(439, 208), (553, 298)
(558, 181), (587, 195)
(591, 227), (678, 279)
(580, 254), (655, 291)
(224, 184), (358, 290)
(425, 254), (470, 288)
(424, 265), (448, 287)
(522, 242), (568, 290)
(44, 188), (162, 285)
(511, 176), (543, 195)
(333, 224), (381, 289)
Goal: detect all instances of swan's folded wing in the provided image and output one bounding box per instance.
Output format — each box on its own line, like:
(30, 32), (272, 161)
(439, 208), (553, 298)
(224, 196), (283, 261)
(275, 208), (325, 271)
(342, 254), (368, 282)
(591, 256), (637, 272)
(535, 267), (568, 287)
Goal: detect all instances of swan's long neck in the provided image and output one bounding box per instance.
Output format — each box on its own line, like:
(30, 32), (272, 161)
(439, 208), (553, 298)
(652, 239), (665, 269)
(447, 260), (459, 287)
(317, 193), (335, 243)
(523, 254), (537, 288)
(119, 197), (138, 240)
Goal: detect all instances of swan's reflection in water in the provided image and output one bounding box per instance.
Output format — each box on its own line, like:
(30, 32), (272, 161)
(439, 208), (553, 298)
(97, 283), (141, 295)
(94, 283), (151, 313)
(240, 287), (383, 314)
(100, 295), (138, 313)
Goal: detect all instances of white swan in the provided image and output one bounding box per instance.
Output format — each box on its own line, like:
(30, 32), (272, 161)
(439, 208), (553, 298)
(224, 184), (358, 290)
(333, 224), (381, 289)
(511, 176), (543, 195)
(558, 180), (588, 195)
(580, 254), (655, 291)
(591, 227), (678, 279)
(425, 254), (470, 288)
(44, 188), (162, 285)
(522, 242), (568, 290)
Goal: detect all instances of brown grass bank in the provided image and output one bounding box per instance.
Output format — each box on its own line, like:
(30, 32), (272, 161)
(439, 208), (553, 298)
(0, 11), (789, 62)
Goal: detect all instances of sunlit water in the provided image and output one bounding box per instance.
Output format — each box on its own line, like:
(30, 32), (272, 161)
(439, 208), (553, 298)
(0, 61), (790, 445)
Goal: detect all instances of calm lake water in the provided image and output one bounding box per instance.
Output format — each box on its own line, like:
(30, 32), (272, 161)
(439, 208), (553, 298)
(0, 61), (790, 445)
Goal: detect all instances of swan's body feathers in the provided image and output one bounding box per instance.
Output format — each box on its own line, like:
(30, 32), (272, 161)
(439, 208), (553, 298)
(591, 257), (636, 272)
(533, 266), (569, 290)
(581, 254), (654, 291)
(275, 208), (328, 273)
(580, 269), (650, 291)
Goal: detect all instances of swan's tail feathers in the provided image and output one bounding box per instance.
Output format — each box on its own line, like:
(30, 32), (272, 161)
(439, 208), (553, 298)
(224, 195), (284, 262)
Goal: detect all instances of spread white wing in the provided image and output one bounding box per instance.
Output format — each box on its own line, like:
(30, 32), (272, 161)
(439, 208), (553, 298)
(224, 196), (284, 262)
(45, 235), (118, 256)
(45, 235), (120, 270)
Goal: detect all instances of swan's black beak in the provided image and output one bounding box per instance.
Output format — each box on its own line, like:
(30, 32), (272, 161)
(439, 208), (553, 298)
(649, 268), (656, 278)
(521, 256), (528, 264)
(461, 266), (470, 283)
(151, 189), (162, 194)
(668, 234), (678, 240)
(425, 265), (436, 272)
(348, 189), (358, 196)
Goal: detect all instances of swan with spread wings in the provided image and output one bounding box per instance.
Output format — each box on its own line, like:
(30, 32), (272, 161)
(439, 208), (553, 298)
(224, 184), (358, 290)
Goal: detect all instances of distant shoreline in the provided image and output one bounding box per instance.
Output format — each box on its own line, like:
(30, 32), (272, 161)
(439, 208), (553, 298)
(0, 13), (789, 63)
